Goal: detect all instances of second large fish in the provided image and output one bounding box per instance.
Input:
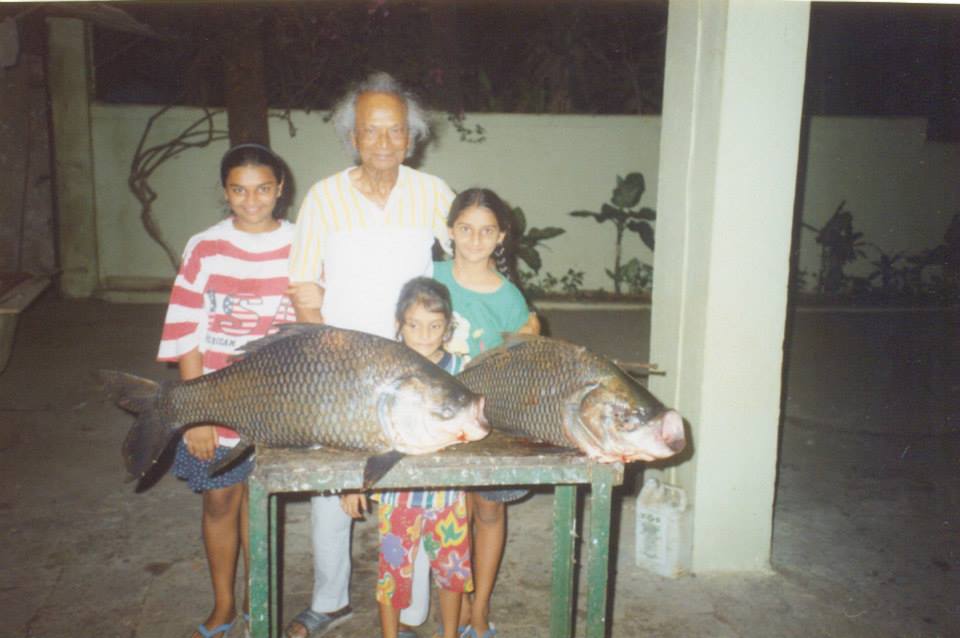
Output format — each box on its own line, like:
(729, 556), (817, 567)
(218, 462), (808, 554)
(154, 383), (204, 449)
(457, 335), (685, 463)
(102, 324), (490, 484)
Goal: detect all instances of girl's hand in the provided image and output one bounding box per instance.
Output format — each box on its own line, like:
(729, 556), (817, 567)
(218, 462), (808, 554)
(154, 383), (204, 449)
(183, 425), (218, 461)
(340, 493), (368, 519)
(287, 282), (325, 323)
(286, 282), (325, 310)
(518, 312), (541, 335)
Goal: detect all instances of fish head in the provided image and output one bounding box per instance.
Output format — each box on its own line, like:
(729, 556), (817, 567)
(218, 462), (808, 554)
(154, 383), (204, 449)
(378, 374), (490, 455)
(565, 376), (686, 463)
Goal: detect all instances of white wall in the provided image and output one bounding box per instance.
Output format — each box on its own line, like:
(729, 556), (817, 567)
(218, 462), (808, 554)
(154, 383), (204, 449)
(797, 117), (960, 282)
(92, 105), (659, 293)
(90, 105), (960, 297)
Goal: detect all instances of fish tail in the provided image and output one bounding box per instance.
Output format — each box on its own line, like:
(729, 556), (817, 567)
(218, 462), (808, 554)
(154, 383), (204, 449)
(100, 370), (178, 481)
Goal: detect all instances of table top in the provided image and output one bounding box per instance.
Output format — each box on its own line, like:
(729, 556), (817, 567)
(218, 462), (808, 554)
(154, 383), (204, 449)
(251, 431), (624, 493)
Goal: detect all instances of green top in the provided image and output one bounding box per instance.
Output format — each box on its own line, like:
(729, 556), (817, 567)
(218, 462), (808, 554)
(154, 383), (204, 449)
(433, 260), (529, 360)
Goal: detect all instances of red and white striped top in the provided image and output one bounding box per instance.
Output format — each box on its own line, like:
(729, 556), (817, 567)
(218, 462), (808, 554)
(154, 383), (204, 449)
(158, 217), (296, 446)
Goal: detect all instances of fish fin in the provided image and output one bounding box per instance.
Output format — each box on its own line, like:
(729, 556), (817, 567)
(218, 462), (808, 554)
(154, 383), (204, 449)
(461, 334), (542, 371)
(208, 441), (254, 476)
(99, 369), (160, 414)
(121, 404), (178, 482)
(362, 450), (405, 488)
(236, 323), (331, 357)
(100, 370), (176, 481)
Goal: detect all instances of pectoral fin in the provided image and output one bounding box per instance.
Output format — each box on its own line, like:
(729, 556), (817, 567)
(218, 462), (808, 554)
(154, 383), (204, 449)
(208, 441), (254, 476)
(362, 450), (406, 488)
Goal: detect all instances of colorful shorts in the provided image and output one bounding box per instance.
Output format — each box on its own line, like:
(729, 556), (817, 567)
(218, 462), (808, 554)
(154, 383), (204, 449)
(376, 492), (473, 609)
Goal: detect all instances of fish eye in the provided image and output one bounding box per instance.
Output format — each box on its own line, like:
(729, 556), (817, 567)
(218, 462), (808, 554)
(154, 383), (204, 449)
(434, 406), (456, 420)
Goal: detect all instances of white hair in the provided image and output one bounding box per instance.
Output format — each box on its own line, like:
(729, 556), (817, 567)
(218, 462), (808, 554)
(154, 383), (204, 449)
(331, 72), (431, 162)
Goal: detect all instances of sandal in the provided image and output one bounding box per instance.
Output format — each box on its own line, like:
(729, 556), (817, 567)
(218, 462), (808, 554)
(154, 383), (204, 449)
(195, 617), (237, 638)
(432, 624), (470, 638)
(461, 623), (496, 638)
(283, 606), (354, 638)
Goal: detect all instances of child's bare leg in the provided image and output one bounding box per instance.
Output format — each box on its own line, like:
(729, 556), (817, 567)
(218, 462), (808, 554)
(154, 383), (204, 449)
(464, 494), (504, 635)
(438, 589), (463, 638)
(379, 599), (400, 638)
(195, 482), (244, 637)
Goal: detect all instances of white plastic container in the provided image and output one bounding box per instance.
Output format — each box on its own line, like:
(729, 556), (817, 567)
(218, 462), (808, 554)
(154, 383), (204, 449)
(635, 478), (692, 577)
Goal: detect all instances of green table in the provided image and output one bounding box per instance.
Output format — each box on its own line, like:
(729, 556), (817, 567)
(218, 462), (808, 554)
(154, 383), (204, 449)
(248, 432), (623, 638)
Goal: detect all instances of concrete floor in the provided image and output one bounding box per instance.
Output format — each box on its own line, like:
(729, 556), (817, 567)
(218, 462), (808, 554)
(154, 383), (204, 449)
(0, 295), (957, 638)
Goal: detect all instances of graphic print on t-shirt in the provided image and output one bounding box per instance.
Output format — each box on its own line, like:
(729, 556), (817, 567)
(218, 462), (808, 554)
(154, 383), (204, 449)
(447, 310), (474, 362)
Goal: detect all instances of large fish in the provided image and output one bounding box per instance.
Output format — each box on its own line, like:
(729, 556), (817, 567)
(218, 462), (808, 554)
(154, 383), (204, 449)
(457, 335), (685, 463)
(102, 324), (490, 485)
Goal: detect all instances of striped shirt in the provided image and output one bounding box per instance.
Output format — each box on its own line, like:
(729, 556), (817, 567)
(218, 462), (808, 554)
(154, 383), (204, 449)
(288, 165), (454, 338)
(158, 218), (296, 446)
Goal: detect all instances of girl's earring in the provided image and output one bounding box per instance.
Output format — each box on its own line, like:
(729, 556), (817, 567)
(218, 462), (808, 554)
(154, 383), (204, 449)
(494, 244), (504, 259)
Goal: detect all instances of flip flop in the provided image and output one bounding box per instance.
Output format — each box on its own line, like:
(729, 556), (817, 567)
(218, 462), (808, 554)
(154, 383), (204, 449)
(283, 606), (354, 638)
(461, 623), (496, 638)
(195, 617), (237, 638)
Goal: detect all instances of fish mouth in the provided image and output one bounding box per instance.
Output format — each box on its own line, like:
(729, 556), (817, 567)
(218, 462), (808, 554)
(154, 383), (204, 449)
(461, 395), (490, 441)
(658, 409), (686, 453)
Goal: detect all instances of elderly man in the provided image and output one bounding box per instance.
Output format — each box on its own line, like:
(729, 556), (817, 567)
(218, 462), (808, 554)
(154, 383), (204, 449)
(284, 73), (454, 638)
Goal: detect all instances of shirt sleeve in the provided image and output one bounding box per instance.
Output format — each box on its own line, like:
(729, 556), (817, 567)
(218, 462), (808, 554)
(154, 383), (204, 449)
(157, 235), (209, 361)
(288, 183), (327, 284)
(504, 284), (531, 332)
(432, 179), (454, 255)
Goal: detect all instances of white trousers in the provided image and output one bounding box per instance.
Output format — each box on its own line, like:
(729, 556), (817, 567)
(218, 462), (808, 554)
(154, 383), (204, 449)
(308, 495), (431, 626)
(309, 494), (352, 612)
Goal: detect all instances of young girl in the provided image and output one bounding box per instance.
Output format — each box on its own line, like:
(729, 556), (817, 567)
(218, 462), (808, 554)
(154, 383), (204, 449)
(158, 143), (295, 638)
(432, 188), (540, 638)
(340, 277), (473, 638)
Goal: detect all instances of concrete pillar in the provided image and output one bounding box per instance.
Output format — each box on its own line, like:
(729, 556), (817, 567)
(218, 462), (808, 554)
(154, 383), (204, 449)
(46, 18), (98, 297)
(648, 0), (810, 571)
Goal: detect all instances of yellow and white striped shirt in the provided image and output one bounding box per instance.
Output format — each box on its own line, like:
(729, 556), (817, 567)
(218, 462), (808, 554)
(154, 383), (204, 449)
(289, 165), (454, 338)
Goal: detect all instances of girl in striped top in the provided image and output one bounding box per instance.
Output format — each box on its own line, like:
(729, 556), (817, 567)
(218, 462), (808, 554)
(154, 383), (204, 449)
(157, 144), (295, 638)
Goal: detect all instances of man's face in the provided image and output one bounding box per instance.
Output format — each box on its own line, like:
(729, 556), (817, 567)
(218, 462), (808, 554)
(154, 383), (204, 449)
(351, 92), (409, 172)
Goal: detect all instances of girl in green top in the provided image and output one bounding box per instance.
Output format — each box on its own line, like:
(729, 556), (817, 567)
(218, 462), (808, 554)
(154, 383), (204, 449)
(433, 188), (539, 638)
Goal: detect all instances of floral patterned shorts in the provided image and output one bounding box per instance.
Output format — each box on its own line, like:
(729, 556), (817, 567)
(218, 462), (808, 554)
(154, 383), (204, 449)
(376, 493), (473, 609)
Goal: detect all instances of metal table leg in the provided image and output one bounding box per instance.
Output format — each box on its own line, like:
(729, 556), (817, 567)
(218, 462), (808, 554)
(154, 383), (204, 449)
(249, 477), (271, 638)
(585, 465), (616, 638)
(550, 485), (577, 638)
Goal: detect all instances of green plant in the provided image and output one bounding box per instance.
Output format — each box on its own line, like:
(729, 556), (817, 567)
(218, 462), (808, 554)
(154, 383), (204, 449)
(620, 258), (653, 295)
(807, 201), (866, 295)
(907, 212), (960, 303)
(559, 269), (585, 295)
(569, 172), (655, 294)
(517, 269), (583, 299)
(511, 206), (566, 273)
(865, 244), (908, 299)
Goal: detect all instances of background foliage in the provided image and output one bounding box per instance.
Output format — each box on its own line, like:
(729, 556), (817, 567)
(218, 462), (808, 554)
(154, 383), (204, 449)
(93, 1), (668, 115)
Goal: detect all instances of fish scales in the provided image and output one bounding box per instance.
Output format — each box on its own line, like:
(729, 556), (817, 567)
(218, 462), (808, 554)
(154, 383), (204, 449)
(166, 328), (430, 450)
(104, 324), (490, 482)
(459, 337), (608, 447)
(457, 335), (685, 463)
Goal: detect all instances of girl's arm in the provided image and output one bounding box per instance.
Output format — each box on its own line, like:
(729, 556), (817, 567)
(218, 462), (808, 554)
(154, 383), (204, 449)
(517, 312), (541, 335)
(287, 281), (325, 323)
(178, 348), (218, 461)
